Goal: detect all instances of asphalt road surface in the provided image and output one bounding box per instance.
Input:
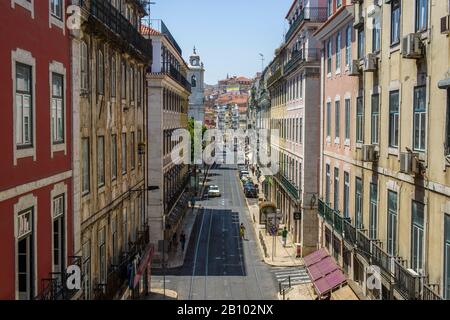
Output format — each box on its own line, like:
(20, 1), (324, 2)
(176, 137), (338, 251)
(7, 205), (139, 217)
(151, 164), (278, 300)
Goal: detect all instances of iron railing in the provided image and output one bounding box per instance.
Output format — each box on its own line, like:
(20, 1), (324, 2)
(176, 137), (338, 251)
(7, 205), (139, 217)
(284, 48), (321, 74)
(422, 283), (444, 300)
(148, 19), (182, 55)
(343, 219), (357, 246)
(93, 226), (150, 300)
(356, 230), (372, 261)
(274, 172), (300, 201)
(372, 242), (393, 276)
(285, 7), (328, 42)
(81, 0), (152, 60)
(267, 66), (283, 87)
(393, 259), (424, 300)
(169, 64), (191, 93)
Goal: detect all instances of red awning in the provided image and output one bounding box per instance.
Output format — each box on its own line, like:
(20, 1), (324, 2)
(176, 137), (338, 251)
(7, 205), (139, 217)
(133, 244), (155, 288)
(304, 249), (347, 298)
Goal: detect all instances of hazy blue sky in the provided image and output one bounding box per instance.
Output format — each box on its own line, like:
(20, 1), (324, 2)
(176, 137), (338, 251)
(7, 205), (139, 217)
(149, 0), (293, 84)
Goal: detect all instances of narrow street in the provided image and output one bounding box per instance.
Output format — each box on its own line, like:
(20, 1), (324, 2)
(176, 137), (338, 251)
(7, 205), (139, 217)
(151, 164), (278, 300)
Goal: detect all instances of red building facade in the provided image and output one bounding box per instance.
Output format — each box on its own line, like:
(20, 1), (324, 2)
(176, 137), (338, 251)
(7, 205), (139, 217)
(0, 1), (73, 299)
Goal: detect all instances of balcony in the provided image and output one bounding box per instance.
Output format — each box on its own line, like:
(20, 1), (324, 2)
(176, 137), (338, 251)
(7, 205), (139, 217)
(267, 66), (283, 87)
(94, 226), (150, 300)
(422, 283), (444, 300)
(274, 172), (300, 201)
(317, 199), (347, 235)
(393, 259), (424, 300)
(343, 219), (357, 246)
(168, 64), (191, 93)
(80, 0), (152, 61)
(148, 19), (182, 55)
(36, 256), (82, 300)
(284, 48), (321, 75)
(372, 242), (394, 277)
(285, 7), (328, 42)
(356, 230), (372, 261)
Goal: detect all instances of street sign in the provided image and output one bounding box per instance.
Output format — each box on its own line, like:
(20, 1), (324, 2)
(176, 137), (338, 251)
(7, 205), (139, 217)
(294, 211), (302, 220)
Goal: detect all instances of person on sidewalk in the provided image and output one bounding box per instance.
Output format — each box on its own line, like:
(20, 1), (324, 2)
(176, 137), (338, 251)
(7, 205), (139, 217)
(282, 227), (288, 247)
(180, 231), (186, 252)
(239, 223), (246, 240)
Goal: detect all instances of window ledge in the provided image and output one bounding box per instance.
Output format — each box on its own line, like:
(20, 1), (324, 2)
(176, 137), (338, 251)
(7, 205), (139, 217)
(51, 142), (67, 157)
(344, 139), (350, 147)
(390, 44), (401, 55)
(50, 14), (65, 34)
(334, 137), (340, 145)
(388, 147), (399, 157)
(356, 142), (363, 149)
(326, 136), (331, 144)
(335, 68), (341, 76)
(15, 146), (36, 164)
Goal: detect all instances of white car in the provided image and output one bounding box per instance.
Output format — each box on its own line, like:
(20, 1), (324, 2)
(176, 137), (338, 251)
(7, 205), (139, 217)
(208, 185), (221, 197)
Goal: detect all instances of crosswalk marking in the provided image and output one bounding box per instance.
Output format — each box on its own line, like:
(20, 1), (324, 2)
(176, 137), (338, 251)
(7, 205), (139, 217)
(272, 266), (311, 286)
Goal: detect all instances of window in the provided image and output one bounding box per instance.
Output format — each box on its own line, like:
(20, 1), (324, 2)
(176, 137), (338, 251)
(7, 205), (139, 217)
(52, 195), (65, 275)
(444, 214), (450, 299)
(387, 190), (398, 256)
(327, 0), (333, 17)
(51, 73), (64, 143)
(82, 138), (90, 193)
(111, 217), (118, 265)
(326, 102), (331, 138)
(358, 29), (365, 60)
(17, 208), (34, 300)
(81, 41), (88, 91)
(411, 201), (425, 274)
(389, 91), (400, 148)
(50, 0), (63, 20)
(369, 183), (378, 239)
(344, 99), (350, 140)
(346, 25), (352, 66)
(356, 97), (364, 143)
(97, 136), (105, 187)
(325, 164), (331, 204)
(334, 168), (339, 211)
(111, 56), (116, 97)
(131, 132), (135, 170)
(122, 133), (127, 174)
(121, 60), (126, 99)
(16, 63), (33, 147)
(391, 0), (401, 45)
(415, 0), (428, 32)
(372, 15), (381, 53)
(355, 177), (363, 229)
(413, 86), (427, 151)
(131, 66), (135, 102)
(98, 228), (106, 284)
(191, 75), (197, 87)
(343, 172), (350, 218)
(371, 94), (379, 145)
(122, 208), (128, 251)
(335, 100), (340, 139)
(327, 40), (332, 74)
(111, 134), (117, 180)
(299, 117), (303, 144)
(336, 32), (341, 70)
(82, 241), (91, 299)
(97, 50), (104, 95)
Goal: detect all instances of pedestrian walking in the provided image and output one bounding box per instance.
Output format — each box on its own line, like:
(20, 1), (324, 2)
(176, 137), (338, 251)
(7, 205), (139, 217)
(282, 227), (288, 247)
(239, 223), (246, 240)
(180, 231), (186, 252)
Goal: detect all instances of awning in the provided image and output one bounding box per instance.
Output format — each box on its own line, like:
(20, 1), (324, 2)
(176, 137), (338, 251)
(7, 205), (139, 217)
(304, 249), (347, 298)
(133, 244), (155, 288)
(438, 77), (450, 89)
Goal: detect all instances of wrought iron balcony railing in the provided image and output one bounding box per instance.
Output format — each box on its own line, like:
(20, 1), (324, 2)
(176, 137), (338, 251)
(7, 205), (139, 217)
(343, 218), (357, 246)
(274, 172), (300, 201)
(356, 230), (372, 261)
(371, 242), (394, 277)
(285, 7), (328, 42)
(317, 199), (348, 235)
(80, 0), (152, 61)
(148, 19), (182, 55)
(284, 48), (321, 75)
(393, 259), (424, 300)
(267, 66), (283, 87)
(422, 283), (444, 300)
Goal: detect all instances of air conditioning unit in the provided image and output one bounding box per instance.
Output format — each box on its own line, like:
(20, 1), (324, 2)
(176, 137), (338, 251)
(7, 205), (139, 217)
(348, 60), (361, 76)
(361, 144), (378, 162)
(402, 33), (423, 59)
(363, 53), (378, 72)
(400, 152), (420, 175)
(441, 15), (450, 34)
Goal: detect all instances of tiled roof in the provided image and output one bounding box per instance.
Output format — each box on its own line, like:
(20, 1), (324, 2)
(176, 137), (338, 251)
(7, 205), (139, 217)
(141, 25), (161, 36)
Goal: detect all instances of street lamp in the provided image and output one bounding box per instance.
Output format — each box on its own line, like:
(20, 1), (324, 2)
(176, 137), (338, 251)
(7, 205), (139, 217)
(259, 53), (265, 73)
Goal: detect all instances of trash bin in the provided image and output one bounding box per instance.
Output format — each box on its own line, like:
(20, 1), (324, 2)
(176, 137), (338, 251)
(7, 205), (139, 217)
(295, 243), (302, 258)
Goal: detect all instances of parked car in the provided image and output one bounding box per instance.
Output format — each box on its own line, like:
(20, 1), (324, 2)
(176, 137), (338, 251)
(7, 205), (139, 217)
(244, 187), (258, 198)
(208, 185), (221, 197)
(239, 170), (249, 178)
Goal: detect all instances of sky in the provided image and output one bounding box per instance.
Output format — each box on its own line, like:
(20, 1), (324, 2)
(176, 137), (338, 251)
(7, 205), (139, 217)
(148, 0), (293, 85)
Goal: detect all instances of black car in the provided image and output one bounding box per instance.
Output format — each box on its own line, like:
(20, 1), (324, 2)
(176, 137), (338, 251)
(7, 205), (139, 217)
(244, 187), (258, 198)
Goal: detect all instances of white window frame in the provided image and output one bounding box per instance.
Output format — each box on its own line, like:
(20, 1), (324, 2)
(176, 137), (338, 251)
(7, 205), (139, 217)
(49, 0), (65, 33)
(11, 0), (35, 18)
(12, 48), (36, 165)
(49, 61), (67, 156)
(50, 183), (68, 275)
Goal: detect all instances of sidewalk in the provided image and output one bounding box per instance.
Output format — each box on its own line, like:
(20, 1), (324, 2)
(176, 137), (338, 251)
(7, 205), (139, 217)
(144, 288), (178, 300)
(245, 169), (304, 267)
(278, 283), (317, 300)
